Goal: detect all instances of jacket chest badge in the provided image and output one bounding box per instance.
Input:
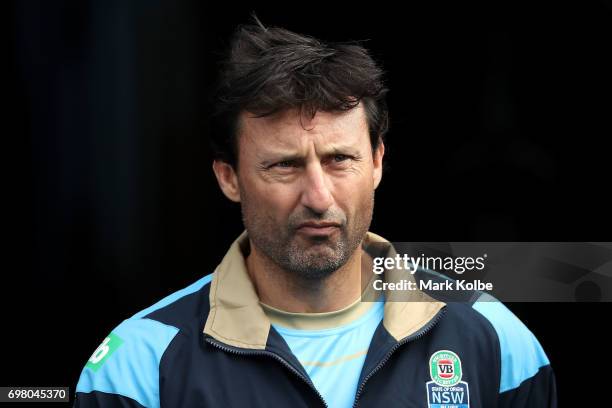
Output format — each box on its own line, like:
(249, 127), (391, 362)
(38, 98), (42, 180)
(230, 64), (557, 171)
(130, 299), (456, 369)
(426, 350), (470, 408)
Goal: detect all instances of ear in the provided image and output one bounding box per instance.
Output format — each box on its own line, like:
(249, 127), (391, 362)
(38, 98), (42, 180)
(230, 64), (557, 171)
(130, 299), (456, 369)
(212, 160), (241, 202)
(372, 139), (385, 189)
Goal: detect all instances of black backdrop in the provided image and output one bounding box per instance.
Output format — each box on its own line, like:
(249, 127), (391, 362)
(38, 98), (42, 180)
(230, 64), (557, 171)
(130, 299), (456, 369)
(6, 1), (612, 406)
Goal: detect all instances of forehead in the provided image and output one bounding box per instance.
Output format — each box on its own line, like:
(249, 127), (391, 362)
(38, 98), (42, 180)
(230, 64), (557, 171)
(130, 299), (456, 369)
(237, 103), (369, 152)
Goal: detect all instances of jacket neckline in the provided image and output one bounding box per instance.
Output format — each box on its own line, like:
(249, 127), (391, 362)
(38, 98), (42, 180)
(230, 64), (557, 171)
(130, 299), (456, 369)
(203, 230), (446, 349)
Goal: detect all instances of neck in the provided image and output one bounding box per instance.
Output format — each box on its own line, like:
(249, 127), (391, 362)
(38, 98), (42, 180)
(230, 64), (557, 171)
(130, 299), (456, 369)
(246, 240), (373, 313)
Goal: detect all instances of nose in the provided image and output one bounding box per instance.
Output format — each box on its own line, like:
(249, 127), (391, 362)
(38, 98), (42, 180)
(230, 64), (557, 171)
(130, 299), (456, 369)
(300, 162), (334, 214)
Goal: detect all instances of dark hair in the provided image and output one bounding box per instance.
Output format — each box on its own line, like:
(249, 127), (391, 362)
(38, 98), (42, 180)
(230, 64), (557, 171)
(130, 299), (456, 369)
(209, 16), (389, 168)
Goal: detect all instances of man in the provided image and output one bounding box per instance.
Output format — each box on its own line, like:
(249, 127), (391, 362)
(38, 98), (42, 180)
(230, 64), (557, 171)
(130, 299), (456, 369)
(75, 18), (557, 407)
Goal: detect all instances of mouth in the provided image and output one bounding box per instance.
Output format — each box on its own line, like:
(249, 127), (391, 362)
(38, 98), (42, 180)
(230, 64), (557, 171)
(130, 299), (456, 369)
(296, 222), (341, 236)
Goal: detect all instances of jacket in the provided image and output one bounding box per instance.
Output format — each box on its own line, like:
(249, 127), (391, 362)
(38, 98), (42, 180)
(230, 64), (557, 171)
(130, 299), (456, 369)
(74, 231), (557, 407)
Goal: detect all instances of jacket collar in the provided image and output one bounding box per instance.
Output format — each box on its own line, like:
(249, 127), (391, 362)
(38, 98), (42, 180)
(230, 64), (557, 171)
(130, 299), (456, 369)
(203, 231), (445, 349)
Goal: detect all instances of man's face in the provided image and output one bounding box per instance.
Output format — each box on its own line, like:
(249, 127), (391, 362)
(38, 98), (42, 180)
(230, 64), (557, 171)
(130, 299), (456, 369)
(216, 103), (384, 280)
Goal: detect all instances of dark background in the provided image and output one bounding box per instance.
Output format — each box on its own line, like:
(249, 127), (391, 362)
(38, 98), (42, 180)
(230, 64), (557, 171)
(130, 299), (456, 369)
(6, 0), (611, 406)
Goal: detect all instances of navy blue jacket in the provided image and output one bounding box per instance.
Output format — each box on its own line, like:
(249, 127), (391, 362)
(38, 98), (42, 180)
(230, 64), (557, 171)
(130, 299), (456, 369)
(75, 231), (556, 407)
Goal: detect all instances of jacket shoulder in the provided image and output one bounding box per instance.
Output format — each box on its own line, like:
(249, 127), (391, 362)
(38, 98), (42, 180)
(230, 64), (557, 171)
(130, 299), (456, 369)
(471, 294), (551, 394)
(74, 273), (214, 407)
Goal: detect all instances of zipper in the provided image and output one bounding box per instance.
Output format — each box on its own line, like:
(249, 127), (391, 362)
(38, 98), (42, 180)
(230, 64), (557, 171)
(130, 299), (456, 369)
(352, 307), (446, 408)
(204, 336), (328, 408)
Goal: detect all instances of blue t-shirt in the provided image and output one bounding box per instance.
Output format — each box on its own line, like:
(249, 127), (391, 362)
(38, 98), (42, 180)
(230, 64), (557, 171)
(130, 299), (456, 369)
(261, 299), (384, 408)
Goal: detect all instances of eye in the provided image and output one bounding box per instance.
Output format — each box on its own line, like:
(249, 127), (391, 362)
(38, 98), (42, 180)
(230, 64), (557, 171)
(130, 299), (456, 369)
(273, 160), (297, 168)
(333, 154), (350, 162)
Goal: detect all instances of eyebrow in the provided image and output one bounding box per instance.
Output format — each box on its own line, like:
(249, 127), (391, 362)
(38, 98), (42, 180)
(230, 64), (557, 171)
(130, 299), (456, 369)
(258, 145), (361, 167)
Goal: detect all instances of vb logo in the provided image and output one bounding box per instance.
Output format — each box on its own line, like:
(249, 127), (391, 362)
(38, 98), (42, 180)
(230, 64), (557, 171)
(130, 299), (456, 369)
(429, 350), (462, 386)
(437, 359), (455, 378)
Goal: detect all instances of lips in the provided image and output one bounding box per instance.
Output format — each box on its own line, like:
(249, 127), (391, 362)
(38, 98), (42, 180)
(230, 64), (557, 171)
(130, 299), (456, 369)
(297, 222), (341, 229)
(296, 222), (341, 236)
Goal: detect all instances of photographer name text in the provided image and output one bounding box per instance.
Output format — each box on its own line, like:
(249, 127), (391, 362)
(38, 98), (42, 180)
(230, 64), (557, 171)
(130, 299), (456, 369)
(373, 279), (493, 292)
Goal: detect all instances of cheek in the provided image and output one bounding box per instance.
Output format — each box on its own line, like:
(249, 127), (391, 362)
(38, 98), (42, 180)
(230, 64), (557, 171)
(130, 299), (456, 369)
(244, 181), (297, 219)
(333, 173), (374, 209)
